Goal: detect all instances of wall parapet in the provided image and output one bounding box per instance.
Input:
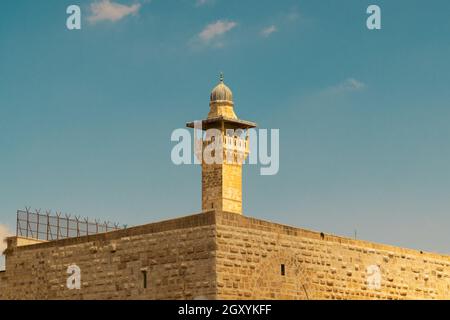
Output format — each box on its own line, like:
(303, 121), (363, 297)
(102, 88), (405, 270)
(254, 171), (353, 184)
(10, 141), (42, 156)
(7, 211), (216, 253)
(216, 211), (450, 263)
(8, 210), (450, 262)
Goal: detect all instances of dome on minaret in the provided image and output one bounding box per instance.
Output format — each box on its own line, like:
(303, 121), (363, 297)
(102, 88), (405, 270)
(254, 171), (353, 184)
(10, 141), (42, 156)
(210, 73), (233, 103)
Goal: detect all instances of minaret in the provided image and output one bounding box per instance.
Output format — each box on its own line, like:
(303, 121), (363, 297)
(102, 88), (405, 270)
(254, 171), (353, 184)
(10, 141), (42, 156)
(187, 74), (256, 214)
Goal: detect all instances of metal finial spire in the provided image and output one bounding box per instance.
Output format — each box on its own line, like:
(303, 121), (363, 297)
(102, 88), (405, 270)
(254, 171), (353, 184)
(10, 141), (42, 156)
(219, 72), (224, 83)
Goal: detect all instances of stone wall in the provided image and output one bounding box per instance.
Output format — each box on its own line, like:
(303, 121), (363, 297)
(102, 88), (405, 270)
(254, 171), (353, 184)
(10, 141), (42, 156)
(1, 210), (450, 300)
(0, 212), (217, 300)
(0, 271), (6, 295)
(202, 162), (243, 215)
(202, 163), (223, 212)
(215, 212), (450, 300)
(221, 163), (243, 214)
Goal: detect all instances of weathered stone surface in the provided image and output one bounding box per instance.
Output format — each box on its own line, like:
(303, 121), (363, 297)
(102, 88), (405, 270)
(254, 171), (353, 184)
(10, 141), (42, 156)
(1, 211), (450, 300)
(0, 212), (217, 300)
(214, 212), (450, 300)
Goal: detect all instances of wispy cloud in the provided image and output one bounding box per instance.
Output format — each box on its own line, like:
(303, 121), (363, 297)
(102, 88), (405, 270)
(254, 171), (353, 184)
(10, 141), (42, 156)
(329, 78), (366, 94)
(0, 224), (12, 270)
(198, 20), (237, 42)
(260, 25), (277, 38)
(286, 6), (300, 22)
(258, 7), (300, 39)
(88, 0), (141, 24)
(190, 19), (237, 49)
(195, 0), (214, 7)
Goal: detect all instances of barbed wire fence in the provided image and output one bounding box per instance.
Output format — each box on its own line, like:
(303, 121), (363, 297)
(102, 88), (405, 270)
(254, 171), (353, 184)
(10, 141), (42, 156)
(16, 207), (126, 241)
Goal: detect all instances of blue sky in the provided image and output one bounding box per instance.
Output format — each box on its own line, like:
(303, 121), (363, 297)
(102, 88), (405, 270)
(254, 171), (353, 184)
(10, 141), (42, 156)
(1, 0), (450, 268)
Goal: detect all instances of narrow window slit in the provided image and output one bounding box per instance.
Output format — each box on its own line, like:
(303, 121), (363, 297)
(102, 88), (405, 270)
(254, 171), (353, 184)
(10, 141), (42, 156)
(142, 270), (148, 289)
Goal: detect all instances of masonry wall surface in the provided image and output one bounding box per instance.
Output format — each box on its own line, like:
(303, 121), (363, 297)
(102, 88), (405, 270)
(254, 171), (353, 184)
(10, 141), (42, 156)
(0, 212), (217, 300)
(215, 212), (450, 300)
(0, 271), (6, 295)
(202, 156), (244, 214)
(1, 211), (450, 300)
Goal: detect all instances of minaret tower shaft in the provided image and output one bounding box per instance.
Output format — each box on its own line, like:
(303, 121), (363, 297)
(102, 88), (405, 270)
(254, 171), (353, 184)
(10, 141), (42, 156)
(187, 74), (256, 214)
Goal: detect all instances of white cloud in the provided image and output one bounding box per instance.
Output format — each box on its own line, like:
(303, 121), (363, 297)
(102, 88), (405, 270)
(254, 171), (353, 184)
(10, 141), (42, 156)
(329, 78), (366, 94)
(88, 0), (141, 24)
(198, 20), (237, 43)
(0, 224), (12, 270)
(260, 25), (277, 37)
